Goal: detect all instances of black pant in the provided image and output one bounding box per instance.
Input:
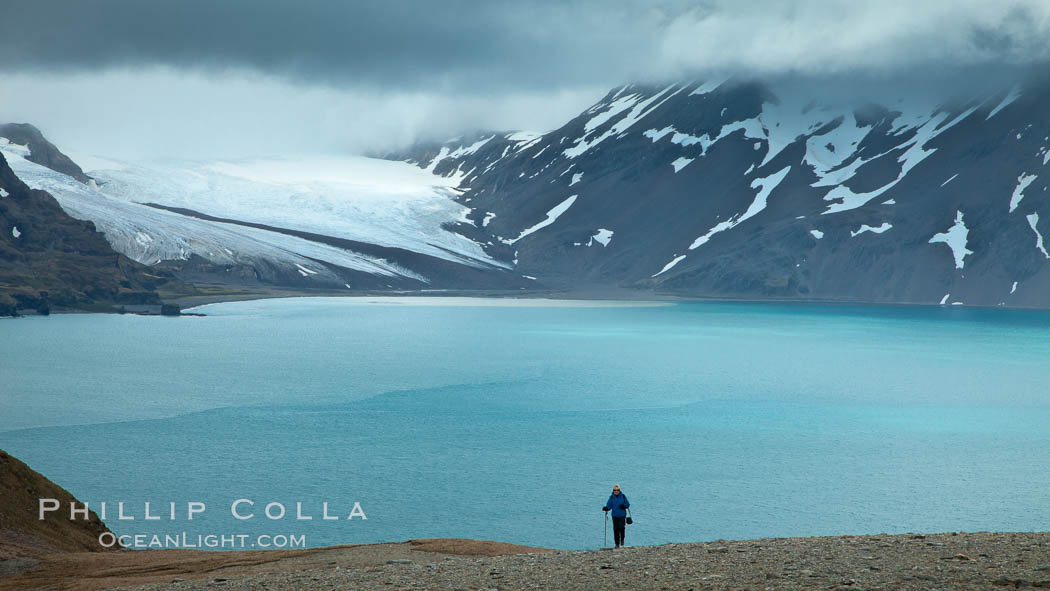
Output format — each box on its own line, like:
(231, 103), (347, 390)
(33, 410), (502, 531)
(612, 516), (626, 546)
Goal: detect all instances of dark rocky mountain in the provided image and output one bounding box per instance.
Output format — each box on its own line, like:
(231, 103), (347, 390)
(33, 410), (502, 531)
(0, 151), (182, 315)
(393, 78), (1050, 308)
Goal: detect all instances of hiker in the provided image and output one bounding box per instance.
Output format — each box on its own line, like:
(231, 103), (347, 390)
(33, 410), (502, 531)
(602, 484), (630, 548)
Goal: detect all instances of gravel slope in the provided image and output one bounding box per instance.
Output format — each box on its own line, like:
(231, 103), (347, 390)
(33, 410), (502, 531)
(91, 532), (1050, 591)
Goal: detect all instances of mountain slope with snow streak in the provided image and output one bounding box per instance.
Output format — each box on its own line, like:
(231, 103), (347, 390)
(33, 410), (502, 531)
(394, 78), (1050, 308)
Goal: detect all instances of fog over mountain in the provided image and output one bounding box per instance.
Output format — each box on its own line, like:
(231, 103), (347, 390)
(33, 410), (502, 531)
(1, 0), (1048, 157)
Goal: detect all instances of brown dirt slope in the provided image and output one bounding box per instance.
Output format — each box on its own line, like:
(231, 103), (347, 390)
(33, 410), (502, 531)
(0, 449), (113, 560)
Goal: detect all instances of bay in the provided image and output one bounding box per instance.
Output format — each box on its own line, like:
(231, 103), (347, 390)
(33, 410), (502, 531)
(1, 297), (1048, 549)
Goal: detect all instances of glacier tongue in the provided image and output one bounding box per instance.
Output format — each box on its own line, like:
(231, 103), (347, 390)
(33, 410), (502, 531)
(0, 142), (516, 281)
(76, 154), (502, 269)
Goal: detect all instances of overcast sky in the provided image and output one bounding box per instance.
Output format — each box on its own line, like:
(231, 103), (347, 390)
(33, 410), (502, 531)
(1, 0), (1048, 159)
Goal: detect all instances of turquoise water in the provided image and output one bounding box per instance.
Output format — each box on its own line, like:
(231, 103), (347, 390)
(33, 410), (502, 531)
(1, 297), (1048, 549)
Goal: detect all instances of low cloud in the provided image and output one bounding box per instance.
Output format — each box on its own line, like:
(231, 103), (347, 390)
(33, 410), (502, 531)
(656, 0), (1050, 78)
(0, 69), (605, 159)
(2, 1), (1048, 158)
(2, 1), (1048, 88)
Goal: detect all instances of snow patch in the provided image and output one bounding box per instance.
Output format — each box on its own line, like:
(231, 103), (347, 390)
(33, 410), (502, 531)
(588, 228), (614, 247)
(506, 131), (542, 142)
(11, 226), (20, 238)
(940, 294), (950, 305)
(1010, 173), (1037, 213)
(850, 223), (892, 237)
(689, 166), (791, 250)
(670, 131), (704, 147)
(0, 187), (8, 198)
(584, 93), (642, 133)
(810, 229), (824, 239)
(1027, 213), (1050, 258)
(647, 117), (766, 169)
(448, 135), (494, 159)
(941, 174), (958, 187)
(506, 195), (577, 244)
(986, 87), (1021, 120)
(804, 112), (872, 178)
(928, 210), (974, 269)
(690, 78), (728, 95)
(643, 126), (674, 142)
(822, 106), (978, 215)
(295, 263), (318, 276)
(671, 157), (694, 173)
(883, 199), (896, 205)
(570, 172), (583, 186)
(653, 254), (687, 277)
(423, 146), (450, 174)
(564, 84), (683, 158)
(482, 212), (496, 227)
(1010, 281), (1018, 294)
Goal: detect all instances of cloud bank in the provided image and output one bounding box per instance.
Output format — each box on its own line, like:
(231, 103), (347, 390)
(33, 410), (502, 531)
(1, 1), (1047, 157)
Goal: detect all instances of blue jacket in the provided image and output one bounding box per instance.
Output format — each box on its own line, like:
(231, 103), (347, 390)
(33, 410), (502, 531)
(604, 492), (630, 517)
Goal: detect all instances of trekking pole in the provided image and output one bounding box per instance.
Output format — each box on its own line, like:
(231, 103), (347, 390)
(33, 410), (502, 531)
(604, 510), (608, 549)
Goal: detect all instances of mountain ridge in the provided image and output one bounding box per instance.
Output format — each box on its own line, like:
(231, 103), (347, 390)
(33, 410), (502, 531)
(392, 77), (1050, 308)
(4, 76), (1050, 309)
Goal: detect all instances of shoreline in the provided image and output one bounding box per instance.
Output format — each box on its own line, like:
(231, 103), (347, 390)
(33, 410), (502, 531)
(2, 531), (1046, 590)
(166, 285), (1050, 314)
(9, 285), (1050, 317)
(165, 287), (1050, 314)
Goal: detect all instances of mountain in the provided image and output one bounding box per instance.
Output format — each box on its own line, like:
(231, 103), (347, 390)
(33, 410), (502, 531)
(0, 145), (182, 316)
(392, 78), (1050, 308)
(6, 77), (1050, 309)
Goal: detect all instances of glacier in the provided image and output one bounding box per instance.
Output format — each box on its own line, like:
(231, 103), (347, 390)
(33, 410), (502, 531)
(0, 141), (509, 283)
